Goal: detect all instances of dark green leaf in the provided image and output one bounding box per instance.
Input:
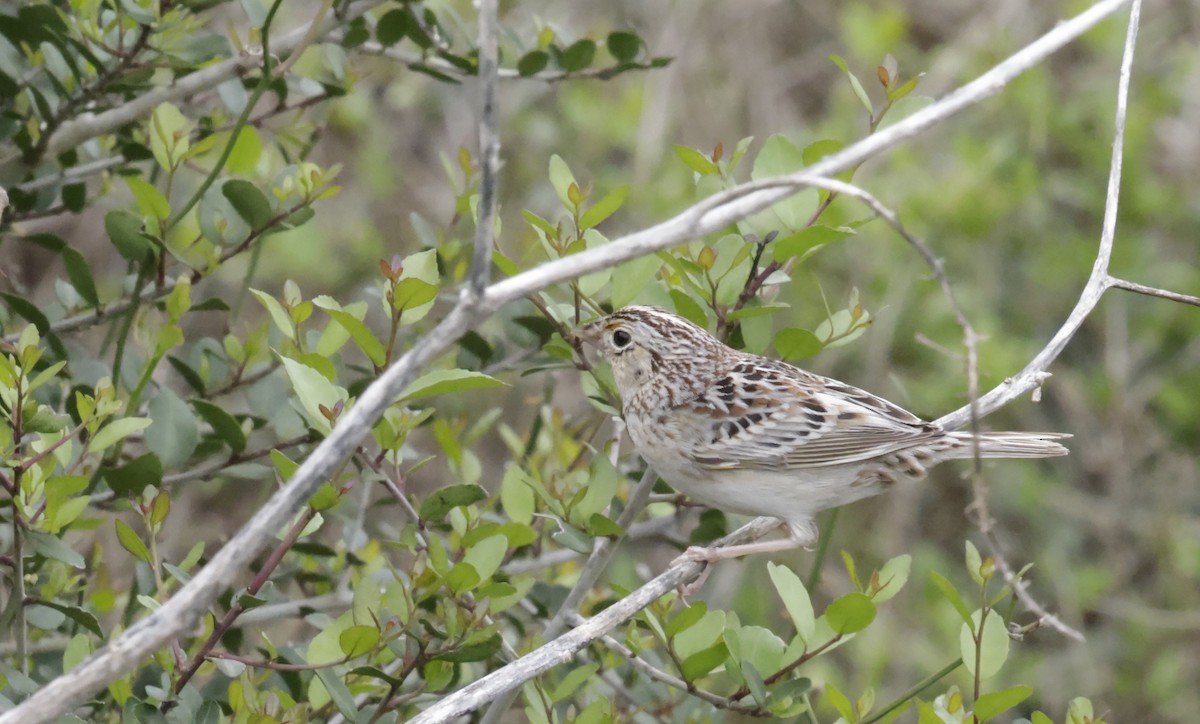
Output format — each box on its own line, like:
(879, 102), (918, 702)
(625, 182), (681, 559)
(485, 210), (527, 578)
(222, 180), (273, 228)
(376, 9), (408, 46)
(681, 642), (729, 681)
(433, 634), (502, 662)
(104, 210), (152, 261)
(1, 293), (51, 335)
(59, 246), (99, 306)
(315, 667), (357, 720)
(101, 453), (164, 498)
(398, 369), (504, 400)
(192, 399), (247, 454)
(606, 31), (642, 62)
(349, 666), (402, 687)
(34, 600), (103, 637)
(62, 182), (86, 212)
(560, 39), (596, 72)
(419, 484), (487, 522)
(517, 50), (549, 77)
(166, 356), (206, 395)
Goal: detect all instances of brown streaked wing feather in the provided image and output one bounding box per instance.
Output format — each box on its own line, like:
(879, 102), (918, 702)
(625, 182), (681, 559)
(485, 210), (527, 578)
(673, 358), (945, 470)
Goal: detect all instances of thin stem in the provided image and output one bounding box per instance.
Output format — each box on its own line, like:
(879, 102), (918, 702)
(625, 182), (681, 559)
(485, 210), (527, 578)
(171, 504), (317, 696)
(805, 508), (839, 592)
(860, 658), (963, 724)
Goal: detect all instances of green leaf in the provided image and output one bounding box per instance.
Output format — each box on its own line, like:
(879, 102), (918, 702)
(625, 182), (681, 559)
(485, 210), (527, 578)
(434, 633), (502, 663)
(560, 39), (596, 71)
(802, 138), (844, 166)
(315, 667), (357, 720)
(666, 600), (709, 638)
(870, 554), (911, 603)
(25, 530), (85, 569)
(250, 289), (295, 339)
(222, 179), (273, 228)
(309, 482), (342, 512)
(390, 277), (438, 313)
(145, 388), (199, 468)
(463, 534), (508, 582)
(376, 9), (408, 45)
(930, 571), (975, 631)
(125, 177), (170, 221)
(674, 145), (719, 176)
(825, 682), (855, 723)
(750, 134), (818, 229)
(192, 399), (248, 454)
(60, 246), (99, 306)
(830, 54), (873, 114)
(398, 369), (505, 401)
(611, 254), (662, 308)
(36, 601), (103, 638)
(338, 625), (379, 658)
(768, 561), (816, 644)
(115, 519), (152, 564)
(419, 484), (487, 522)
(149, 102), (190, 170)
(681, 642), (729, 681)
(102, 453), (164, 498)
(575, 454), (618, 519)
(965, 539), (986, 585)
(280, 356), (347, 434)
(579, 184), (628, 229)
(1067, 698), (1095, 724)
(974, 685), (1033, 721)
(824, 592), (876, 634)
(606, 31), (641, 62)
(446, 561), (481, 593)
(104, 210), (152, 261)
(773, 225), (851, 262)
(960, 610), (1010, 679)
(774, 328), (822, 360)
(226, 127), (263, 174)
(500, 464), (535, 525)
(551, 663), (599, 703)
(517, 50), (549, 76)
(313, 297), (386, 367)
(548, 154), (577, 209)
(89, 417), (153, 454)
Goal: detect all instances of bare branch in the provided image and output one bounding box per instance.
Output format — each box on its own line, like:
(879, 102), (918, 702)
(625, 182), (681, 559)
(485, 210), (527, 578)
(470, 0), (500, 295)
(1107, 277), (1200, 307)
(407, 518), (781, 724)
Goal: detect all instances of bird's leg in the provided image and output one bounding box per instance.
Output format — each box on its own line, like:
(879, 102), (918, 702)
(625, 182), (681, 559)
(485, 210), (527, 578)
(671, 520), (817, 601)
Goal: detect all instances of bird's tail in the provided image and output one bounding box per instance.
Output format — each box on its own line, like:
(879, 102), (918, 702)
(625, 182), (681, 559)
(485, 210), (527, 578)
(945, 431), (1070, 459)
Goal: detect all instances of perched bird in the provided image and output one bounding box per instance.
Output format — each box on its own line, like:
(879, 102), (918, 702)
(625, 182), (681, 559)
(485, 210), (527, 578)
(577, 305), (1068, 563)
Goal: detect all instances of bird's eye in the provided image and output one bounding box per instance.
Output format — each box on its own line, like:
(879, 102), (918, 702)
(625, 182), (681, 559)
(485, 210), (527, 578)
(612, 329), (632, 348)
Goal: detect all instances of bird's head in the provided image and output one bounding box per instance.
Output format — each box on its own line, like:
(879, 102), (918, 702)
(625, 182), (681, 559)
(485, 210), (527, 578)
(576, 306), (723, 395)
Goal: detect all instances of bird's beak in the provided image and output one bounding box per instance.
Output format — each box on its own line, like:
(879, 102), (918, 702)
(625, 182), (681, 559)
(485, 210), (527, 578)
(575, 319), (606, 347)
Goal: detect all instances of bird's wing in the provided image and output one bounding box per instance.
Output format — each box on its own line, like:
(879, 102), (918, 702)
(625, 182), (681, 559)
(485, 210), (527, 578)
(673, 358), (945, 470)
